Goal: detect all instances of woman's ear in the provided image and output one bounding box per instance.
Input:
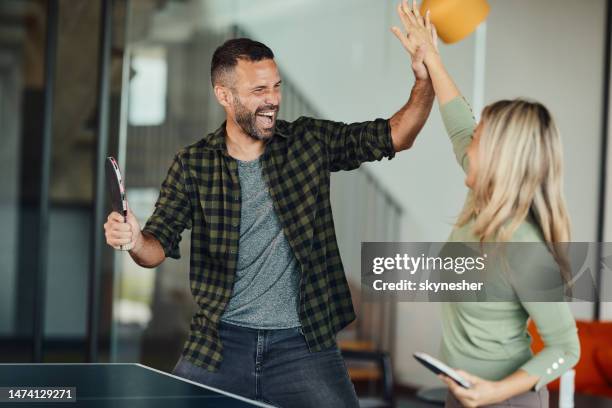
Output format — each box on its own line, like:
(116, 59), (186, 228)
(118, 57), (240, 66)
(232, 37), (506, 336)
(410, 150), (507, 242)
(214, 85), (231, 109)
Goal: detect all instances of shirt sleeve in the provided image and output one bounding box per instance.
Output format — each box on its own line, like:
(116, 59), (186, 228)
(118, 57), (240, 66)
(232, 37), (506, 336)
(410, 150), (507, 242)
(440, 96), (477, 174)
(306, 117), (395, 172)
(142, 152), (193, 259)
(519, 302), (580, 391)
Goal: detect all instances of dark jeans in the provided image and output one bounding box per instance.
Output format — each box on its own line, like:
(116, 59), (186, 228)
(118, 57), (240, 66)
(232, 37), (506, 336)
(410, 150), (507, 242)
(172, 321), (359, 408)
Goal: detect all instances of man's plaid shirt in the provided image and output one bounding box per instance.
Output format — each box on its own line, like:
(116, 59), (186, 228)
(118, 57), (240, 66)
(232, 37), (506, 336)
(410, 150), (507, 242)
(142, 116), (395, 371)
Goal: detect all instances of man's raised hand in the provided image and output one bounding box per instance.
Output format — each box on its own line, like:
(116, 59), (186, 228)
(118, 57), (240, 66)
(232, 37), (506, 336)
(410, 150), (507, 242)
(391, 0), (439, 66)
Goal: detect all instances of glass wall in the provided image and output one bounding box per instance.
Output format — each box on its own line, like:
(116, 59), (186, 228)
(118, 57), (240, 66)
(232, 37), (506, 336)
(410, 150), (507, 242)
(0, 0), (49, 362)
(111, 0), (216, 370)
(0, 0), (128, 363)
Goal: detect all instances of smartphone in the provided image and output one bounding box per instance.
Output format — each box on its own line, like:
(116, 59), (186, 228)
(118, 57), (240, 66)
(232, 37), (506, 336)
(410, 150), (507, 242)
(413, 352), (472, 389)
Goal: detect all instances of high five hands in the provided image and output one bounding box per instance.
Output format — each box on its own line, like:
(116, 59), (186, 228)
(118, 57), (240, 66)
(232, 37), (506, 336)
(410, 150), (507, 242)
(391, 0), (440, 79)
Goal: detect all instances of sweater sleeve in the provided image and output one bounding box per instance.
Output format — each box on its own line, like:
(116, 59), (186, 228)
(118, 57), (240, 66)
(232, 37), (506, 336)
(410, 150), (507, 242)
(439, 96), (477, 174)
(519, 302), (580, 390)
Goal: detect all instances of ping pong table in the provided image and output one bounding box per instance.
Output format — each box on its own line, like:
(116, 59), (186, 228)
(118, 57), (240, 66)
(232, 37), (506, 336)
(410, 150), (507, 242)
(0, 363), (274, 407)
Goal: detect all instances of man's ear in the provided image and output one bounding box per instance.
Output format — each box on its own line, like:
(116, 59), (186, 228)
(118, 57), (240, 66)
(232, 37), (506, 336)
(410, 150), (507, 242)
(214, 85), (232, 109)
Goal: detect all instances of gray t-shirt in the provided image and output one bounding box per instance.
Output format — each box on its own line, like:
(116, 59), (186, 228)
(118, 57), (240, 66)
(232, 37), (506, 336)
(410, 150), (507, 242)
(220, 156), (301, 329)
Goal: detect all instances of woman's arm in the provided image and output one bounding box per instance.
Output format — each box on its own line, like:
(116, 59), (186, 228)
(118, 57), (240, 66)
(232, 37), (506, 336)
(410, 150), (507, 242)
(519, 302), (580, 389)
(440, 97), (475, 173)
(440, 302), (580, 407)
(392, 0), (461, 106)
(439, 368), (539, 408)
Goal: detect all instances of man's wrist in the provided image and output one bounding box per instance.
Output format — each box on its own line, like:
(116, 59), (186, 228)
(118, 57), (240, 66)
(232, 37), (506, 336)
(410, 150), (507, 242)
(414, 76), (433, 86)
(413, 76), (435, 96)
(129, 231), (145, 254)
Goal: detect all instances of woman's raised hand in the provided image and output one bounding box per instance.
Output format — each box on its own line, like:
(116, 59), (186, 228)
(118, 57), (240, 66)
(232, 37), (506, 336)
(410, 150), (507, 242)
(391, 0), (439, 65)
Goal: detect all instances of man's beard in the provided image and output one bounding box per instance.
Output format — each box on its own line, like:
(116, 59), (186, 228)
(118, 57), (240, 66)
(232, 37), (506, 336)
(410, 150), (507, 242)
(232, 94), (278, 141)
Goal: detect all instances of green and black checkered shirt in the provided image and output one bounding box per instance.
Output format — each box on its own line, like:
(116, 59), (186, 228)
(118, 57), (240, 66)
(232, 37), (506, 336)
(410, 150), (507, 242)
(142, 116), (395, 371)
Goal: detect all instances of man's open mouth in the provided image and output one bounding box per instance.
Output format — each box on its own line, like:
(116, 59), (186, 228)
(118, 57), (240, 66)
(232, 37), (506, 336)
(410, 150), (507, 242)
(256, 111), (276, 128)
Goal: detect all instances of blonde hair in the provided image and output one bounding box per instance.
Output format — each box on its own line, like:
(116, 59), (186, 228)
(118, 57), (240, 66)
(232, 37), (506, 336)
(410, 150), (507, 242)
(457, 99), (572, 283)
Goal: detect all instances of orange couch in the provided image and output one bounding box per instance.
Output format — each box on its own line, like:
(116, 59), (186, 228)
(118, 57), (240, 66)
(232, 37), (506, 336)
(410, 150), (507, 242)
(529, 320), (612, 398)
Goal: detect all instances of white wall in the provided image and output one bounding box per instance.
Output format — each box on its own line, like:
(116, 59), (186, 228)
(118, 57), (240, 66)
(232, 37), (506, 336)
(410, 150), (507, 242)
(484, 0), (605, 243)
(210, 0), (607, 387)
(484, 0), (607, 320)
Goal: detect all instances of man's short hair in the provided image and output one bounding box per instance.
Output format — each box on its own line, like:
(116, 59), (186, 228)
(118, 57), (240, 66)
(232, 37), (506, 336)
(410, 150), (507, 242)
(210, 38), (274, 86)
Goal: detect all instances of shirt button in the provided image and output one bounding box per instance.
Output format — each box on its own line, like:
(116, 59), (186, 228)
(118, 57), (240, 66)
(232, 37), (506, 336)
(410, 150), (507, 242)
(558, 358), (565, 364)
(232, 219), (239, 227)
(547, 368), (552, 375)
(229, 249), (236, 254)
(552, 363), (559, 370)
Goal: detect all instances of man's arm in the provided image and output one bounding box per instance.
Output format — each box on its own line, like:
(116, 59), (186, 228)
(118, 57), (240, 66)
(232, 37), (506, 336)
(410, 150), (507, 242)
(307, 77), (433, 171)
(104, 152), (192, 267)
(389, 77), (435, 151)
(129, 230), (165, 268)
(307, 50), (434, 171)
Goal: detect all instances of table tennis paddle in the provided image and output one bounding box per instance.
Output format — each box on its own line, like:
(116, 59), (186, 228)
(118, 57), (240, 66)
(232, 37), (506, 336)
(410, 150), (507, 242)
(105, 156), (132, 251)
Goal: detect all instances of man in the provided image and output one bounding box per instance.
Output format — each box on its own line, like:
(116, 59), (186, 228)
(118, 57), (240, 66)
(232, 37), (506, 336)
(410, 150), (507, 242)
(104, 37), (433, 407)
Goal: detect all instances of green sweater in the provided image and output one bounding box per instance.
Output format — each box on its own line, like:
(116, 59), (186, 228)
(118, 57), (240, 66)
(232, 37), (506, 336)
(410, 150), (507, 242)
(439, 97), (580, 391)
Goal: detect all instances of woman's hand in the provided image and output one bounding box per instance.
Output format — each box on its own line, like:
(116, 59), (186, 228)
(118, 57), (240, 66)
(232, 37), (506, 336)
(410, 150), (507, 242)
(439, 370), (503, 408)
(392, 0), (460, 104)
(391, 0), (439, 67)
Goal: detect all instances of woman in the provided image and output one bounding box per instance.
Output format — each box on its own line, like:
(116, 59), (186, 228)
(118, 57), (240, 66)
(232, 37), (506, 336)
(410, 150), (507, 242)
(391, 2), (580, 407)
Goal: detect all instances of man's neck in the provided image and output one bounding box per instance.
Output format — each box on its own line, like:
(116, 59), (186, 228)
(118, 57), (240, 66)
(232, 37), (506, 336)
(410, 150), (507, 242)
(225, 119), (266, 161)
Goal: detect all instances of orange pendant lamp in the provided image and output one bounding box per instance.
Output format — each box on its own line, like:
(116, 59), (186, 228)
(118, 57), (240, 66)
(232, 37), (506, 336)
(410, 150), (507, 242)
(420, 0), (490, 44)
